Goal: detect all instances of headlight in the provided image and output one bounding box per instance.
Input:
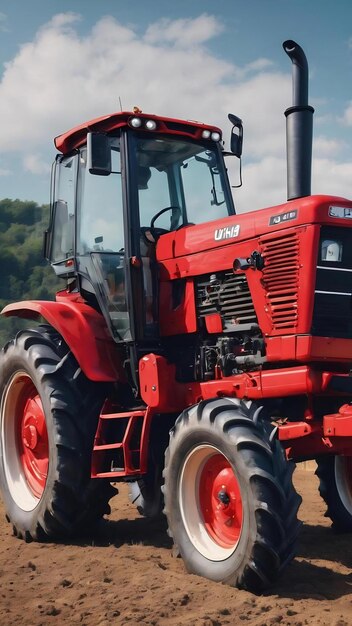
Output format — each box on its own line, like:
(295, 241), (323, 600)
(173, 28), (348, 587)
(145, 119), (157, 130)
(202, 129), (211, 139)
(211, 132), (221, 142)
(321, 239), (343, 262)
(130, 117), (142, 128)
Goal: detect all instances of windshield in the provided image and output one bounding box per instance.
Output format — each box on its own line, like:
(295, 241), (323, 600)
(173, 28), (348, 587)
(133, 135), (234, 231)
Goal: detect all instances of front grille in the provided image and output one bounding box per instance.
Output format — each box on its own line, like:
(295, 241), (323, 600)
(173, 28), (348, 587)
(196, 271), (257, 326)
(312, 226), (352, 338)
(259, 231), (300, 331)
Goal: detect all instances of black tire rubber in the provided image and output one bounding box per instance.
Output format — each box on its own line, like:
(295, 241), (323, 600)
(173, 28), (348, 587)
(0, 326), (116, 542)
(163, 398), (302, 592)
(129, 471), (164, 519)
(316, 455), (352, 531)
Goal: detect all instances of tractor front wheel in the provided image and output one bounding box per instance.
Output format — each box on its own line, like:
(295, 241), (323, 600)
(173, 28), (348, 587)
(163, 398), (302, 592)
(0, 327), (115, 541)
(316, 455), (352, 531)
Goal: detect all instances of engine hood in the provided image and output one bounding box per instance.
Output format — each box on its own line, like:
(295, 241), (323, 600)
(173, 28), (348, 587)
(156, 195), (352, 261)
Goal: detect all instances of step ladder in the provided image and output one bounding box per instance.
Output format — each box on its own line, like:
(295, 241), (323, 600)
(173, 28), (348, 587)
(91, 407), (151, 478)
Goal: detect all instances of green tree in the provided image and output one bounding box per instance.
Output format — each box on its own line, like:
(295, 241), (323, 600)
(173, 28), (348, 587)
(0, 199), (60, 345)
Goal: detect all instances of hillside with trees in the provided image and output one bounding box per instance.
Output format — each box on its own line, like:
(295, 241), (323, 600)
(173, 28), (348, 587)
(0, 198), (59, 345)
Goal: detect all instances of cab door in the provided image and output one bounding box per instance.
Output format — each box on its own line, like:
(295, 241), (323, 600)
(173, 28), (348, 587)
(48, 152), (77, 277)
(76, 135), (132, 342)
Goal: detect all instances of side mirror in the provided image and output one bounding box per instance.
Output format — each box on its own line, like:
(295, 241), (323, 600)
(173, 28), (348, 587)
(87, 132), (111, 176)
(228, 114), (243, 158)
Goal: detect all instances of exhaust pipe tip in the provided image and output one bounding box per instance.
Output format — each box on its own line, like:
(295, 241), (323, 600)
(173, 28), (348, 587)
(283, 40), (314, 200)
(283, 40), (309, 106)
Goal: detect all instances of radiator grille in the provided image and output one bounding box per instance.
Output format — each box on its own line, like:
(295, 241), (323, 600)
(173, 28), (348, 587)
(196, 271), (257, 326)
(260, 232), (300, 331)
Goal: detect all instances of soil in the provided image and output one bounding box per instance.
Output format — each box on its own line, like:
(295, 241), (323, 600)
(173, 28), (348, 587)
(1, 467), (352, 626)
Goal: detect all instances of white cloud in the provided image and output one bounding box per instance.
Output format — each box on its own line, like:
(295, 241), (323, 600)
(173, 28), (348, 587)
(234, 157), (286, 213)
(234, 152), (352, 213)
(0, 12), (284, 159)
(313, 158), (352, 199)
(41, 12), (81, 31)
(313, 136), (345, 157)
(23, 154), (51, 175)
(144, 14), (224, 46)
(0, 12), (351, 209)
(241, 58), (274, 76)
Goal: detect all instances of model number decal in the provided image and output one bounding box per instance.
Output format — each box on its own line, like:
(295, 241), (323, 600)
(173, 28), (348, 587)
(329, 206), (352, 219)
(214, 224), (240, 241)
(269, 210), (297, 226)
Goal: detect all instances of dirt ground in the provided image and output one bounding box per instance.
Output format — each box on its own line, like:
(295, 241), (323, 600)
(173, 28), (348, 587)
(1, 467), (352, 626)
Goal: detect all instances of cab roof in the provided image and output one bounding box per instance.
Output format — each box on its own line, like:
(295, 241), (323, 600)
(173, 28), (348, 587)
(55, 110), (222, 154)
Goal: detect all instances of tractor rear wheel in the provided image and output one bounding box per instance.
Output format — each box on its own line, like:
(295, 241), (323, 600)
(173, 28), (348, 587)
(0, 327), (116, 541)
(316, 455), (352, 531)
(163, 398), (301, 592)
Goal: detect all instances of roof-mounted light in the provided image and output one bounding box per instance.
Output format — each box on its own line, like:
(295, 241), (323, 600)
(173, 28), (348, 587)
(202, 129), (221, 141)
(145, 119), (157, 131)
(130, 117), (142, 128)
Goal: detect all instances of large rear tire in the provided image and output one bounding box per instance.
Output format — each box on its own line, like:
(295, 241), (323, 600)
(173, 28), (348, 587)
(316, 455), (352, 531)
(163, 398), (301, 592)
(0, 327), (116, 541)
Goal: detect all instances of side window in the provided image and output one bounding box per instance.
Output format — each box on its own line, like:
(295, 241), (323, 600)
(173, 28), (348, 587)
(51, 154), (77, 264)
(77, 138), (124, 254)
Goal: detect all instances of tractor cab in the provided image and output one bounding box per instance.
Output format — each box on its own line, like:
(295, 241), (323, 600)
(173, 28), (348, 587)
(46, 111), (237, 345)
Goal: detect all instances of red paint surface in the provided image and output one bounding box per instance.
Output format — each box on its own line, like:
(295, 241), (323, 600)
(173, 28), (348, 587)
(2, 295), (124, 382)
(17, 378), (48, 498)
(199, 454), (243, 548)
(55, 110), (222, 153)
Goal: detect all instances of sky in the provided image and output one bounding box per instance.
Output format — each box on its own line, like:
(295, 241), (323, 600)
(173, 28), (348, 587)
(0, 0), (352, 213)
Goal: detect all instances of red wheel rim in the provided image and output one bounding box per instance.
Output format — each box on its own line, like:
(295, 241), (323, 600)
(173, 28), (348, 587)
(199, 453), (243, 548)
(16, 377), (49, 498)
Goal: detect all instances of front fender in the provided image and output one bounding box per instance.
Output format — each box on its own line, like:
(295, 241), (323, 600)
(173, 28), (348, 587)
(1, 299), (123, 382)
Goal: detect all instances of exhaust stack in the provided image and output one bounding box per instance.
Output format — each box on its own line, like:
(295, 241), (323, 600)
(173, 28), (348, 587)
(283, 40), (314, 200)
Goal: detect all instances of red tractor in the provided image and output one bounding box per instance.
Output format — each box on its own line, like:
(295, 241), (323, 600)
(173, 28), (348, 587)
(1, 40), (352, 592)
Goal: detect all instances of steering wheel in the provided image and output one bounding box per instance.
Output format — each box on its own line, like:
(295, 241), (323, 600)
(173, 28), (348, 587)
(150, 206), (182, 231)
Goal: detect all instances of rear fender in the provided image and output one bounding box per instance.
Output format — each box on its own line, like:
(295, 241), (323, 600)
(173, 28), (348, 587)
(1, 299), (124, 382)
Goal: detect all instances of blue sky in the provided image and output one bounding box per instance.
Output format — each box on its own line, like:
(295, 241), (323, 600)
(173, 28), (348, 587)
(0, 0), (352, 212)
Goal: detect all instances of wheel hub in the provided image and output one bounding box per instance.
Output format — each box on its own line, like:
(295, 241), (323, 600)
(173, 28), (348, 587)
(217, 489), (231, 506)
(179, 445), (243, 560)
(1, 371), (49, 510)
(18, 393), (49, 498)
(199, 457), (243, 547)
(22, 423), (38, 450)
